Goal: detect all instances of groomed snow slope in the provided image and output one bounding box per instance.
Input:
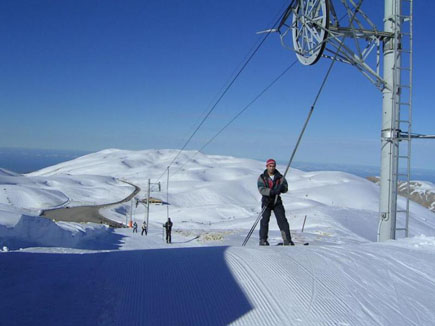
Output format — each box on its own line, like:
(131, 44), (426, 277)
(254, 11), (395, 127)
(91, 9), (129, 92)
(2, 239), (435, 326)
(1, 149), (435, 325)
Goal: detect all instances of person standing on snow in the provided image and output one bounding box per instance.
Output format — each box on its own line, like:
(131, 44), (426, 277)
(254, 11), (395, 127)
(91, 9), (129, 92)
(257, 159), (294, 246)
(133, 221), (138, 233)
(141, 221), (147, 236)
(163, 218), (173, 244)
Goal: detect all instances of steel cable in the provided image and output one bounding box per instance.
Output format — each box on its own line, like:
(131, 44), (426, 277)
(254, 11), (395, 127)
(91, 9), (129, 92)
(155, 1), (295, 182)
(171, 58), (299, 178)
(242, 0), (364, 246)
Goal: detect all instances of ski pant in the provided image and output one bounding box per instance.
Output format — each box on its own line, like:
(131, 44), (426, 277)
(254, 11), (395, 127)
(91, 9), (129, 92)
(259, 202), (292, 242)
(133, 227), (137, 233)
(166, 231), (171, 243)
(141, 229), (147, 236)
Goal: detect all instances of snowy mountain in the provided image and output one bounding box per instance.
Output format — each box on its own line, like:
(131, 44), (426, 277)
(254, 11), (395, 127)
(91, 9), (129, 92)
(402, 180), (435, 212)
(26, 148), (435, 242)
(1, 149), (435, 325)
(368, 176), (435, 212)
(0, 166), (133, 225)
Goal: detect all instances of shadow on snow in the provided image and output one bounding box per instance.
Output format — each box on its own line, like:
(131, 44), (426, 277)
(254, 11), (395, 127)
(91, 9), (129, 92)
(0, 246), (252, 326)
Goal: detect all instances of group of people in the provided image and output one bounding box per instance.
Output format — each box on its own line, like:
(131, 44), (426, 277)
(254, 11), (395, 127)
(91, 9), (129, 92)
(132, 218), (173, 244)
(130, 158), (293, 247)
(132, 221), (148, 235)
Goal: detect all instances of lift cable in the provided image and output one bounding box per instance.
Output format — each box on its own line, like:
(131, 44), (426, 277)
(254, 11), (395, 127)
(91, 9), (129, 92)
(170, 58), (299, 178)
(242, 1), (364, 246)
(155, 0), (296, 182)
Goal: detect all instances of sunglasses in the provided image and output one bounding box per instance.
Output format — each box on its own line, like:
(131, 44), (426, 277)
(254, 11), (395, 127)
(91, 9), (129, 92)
(267, 164), (276, 167)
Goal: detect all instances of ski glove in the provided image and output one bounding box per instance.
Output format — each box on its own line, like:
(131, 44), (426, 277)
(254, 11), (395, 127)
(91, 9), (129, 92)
(271, 182), (285, 196)
(270, 188), (280, 196)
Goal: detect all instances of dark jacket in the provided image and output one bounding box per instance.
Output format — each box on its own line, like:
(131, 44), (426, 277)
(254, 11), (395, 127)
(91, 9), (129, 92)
(257, 169), (288, 206)
(164, 221), (173, 232)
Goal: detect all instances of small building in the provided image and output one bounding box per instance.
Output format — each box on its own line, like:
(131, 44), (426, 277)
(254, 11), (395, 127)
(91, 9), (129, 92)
(143, 197), (163, 205)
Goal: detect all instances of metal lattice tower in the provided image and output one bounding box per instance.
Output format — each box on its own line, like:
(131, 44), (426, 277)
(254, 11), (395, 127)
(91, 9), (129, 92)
(270, 0), (422, 241)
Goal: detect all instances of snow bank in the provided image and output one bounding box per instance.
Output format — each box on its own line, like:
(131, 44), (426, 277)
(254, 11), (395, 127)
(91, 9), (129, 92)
(0, 215), (124, 250)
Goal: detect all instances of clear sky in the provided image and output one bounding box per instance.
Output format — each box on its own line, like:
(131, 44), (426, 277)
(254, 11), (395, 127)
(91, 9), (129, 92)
(1, 0), (434, 169)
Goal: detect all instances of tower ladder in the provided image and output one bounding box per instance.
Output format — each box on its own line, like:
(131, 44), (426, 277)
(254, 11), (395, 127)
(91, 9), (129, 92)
(394, 0), (413, 238)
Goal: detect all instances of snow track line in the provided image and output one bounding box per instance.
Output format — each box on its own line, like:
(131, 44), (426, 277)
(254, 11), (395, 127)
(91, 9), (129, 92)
(284, 249), (360, 325)
(387, 253), (435, 284)
(294, 251), (349, 324)
(226, 255), (274, 325)
(227, 247), (366, 325)
(321, 251), (378, 324)
(377, 250), (429, 326)
(226, 249), (289, 325)
(310, 256), (362, 324)
(249, 249), (314, 321)
(386, 266), (419, 326)
(306, 247), (421, 326)
(340, 246), (435, 326)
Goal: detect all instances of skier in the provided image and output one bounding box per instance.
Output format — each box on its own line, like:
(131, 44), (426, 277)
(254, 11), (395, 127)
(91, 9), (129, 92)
(257, 159), (294, 246)
(163, 218), (173, 244)
(141, 221), (147, 236)
(132, 221), (138, 233)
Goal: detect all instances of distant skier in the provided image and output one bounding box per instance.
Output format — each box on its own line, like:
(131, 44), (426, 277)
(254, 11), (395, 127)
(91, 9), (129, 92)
(133, 221), (138, 233)
(163, 218), (173, 244)
(141, 221), (148, 236)
(257, 159), (294, 246)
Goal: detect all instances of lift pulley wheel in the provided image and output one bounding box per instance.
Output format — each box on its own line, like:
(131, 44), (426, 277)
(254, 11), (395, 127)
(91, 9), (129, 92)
(292, 0), (329, 65)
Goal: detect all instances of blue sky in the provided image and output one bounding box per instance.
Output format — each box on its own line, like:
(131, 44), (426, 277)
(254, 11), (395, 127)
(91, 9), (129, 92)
(1, 0), (434, 169)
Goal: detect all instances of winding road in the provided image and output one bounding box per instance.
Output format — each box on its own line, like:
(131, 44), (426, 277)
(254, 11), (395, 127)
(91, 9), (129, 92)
(40, 181), (141, 228)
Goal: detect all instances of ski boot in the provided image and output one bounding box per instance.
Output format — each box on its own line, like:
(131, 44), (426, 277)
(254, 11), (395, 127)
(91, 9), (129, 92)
(259, 239), (270, 246)
(281, 231), (295, 246)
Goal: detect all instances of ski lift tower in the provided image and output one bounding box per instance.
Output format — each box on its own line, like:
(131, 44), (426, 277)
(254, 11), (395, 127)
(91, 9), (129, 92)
(273, 0), (425, 241)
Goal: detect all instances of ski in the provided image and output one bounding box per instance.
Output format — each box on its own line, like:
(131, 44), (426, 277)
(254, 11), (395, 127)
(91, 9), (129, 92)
(276, 242), (309, 246)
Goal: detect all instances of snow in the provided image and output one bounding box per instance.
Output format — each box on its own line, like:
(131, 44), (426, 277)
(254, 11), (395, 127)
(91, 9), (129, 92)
(1, 149), (435, 325)
(2, 242), (435, 325)
(1, 168), (133, 211)
(0, 215), (123, 251)
(408, 180), (435, 194)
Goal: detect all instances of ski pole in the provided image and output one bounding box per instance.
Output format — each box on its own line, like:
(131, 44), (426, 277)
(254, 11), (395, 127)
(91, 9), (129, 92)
(242, 196), (277, 246)
(242, 205), (267, 246)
